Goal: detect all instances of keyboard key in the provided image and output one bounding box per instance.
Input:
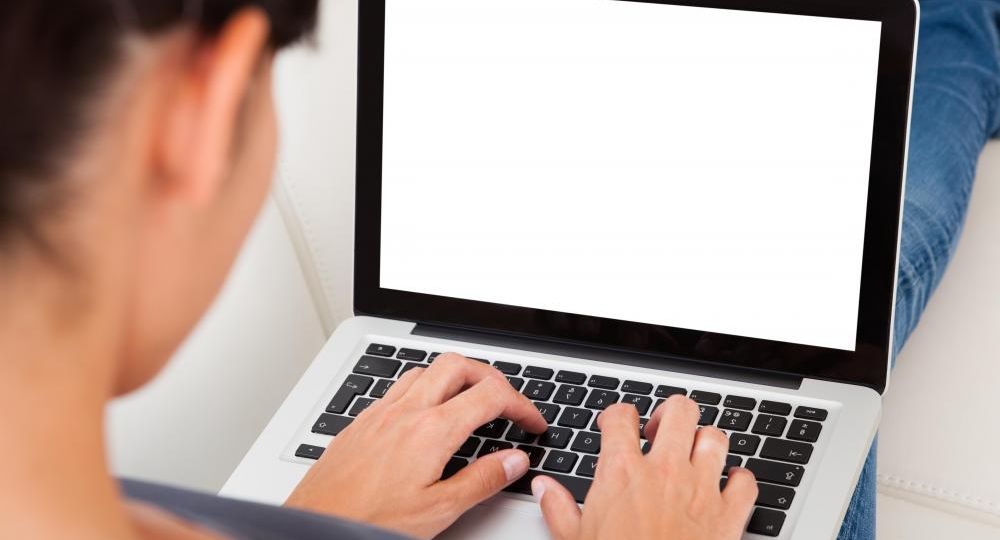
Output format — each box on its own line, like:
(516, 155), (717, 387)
(729, 433), (761, 455)
(365, 344), (396, 357)
(621, 380), (653, 395)
(469, 358), (491, 364)
(759, 400), (792, 415)
(698, 405), (720, 425)
(326, 375), (374, 414)
(506, 470), (591, 504)
(795, 406), (829, 421)
(588, 375), (620, 390)
(312, 414), (352, 436)
(638, 417), (650, 439)
(571, 432), (602, 454)
(348, 397), (375, 417)
(518, 445), (546, 468)
(556, 370), (587, 385)
(718, 409), (752, 431)
(354, 356), (401, 378)
(535, 402), (561, 423)
(427, 352), (441, 363)
(642, 441), (652, 454)
(756, 483), (796, 510)
(690, 390), (722, 405)
(557, 407), (593, 429)
(369, 378), (395, 399)
(787, 420), (823, 442)
(746, 458), (805, 486)
(723, 395), (756, 410)
(477, 439), (514, 457)
(761, 438), (813, 464)
(493, 361), (522, 375)
(622, 394), (653, 416)
(295, 444), (325, 460)
(442, 457), (467, 480)
(398, 362), (424, 377)
(539, 427), (574, 449)
(553, 384), (588, 406)
(577, 455), (599, 477)
(543, 450), (579, 473)
(474, 419), (510, 439)
(723, 454), (743, 474)
(585, 390), (620, 410)
(396, 348), (427, 362)
(752, 414), (787, 437)
(505, 425), (538, 444)
(456, 437), (481, 457)
(507, 377), (525, 391)
(655, 385), (687, 398)
(523, 380), (556, 401)
(523, 366), (554, 380)
(747, 507), (786, 537)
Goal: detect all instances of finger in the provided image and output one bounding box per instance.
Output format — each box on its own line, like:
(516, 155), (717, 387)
(436, 376), (548, 443)
(403, 353), (507, 406)
(377, 364), (426, 406)
(438, 449), (530, 513)
(533, 476), (582, 540)
(596, 403), (641, 458)
(690, 427), (729, 489)
(648, 395), (701, 464)
(722, 466), (759, 510)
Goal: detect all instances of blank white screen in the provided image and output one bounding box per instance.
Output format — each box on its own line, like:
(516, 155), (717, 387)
(379, 0), (882, 351)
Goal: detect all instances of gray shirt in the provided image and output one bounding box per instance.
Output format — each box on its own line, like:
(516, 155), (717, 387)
(122, 480), (413, 540)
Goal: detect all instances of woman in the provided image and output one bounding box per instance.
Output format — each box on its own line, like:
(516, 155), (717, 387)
(0, 1), (756, 539)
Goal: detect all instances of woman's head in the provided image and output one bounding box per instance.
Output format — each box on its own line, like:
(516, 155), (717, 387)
(0, 1), (318, 392)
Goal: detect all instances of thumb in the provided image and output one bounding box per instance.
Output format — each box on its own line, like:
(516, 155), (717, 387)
(533, 475), (582, 540)
(440, 449), (530, 510)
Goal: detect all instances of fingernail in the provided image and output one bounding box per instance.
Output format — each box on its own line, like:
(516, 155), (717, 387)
(502, 451), (530, 482)
(531, 475), (547, 502)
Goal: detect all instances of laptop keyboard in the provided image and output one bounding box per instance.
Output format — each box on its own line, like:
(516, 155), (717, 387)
(301, 343), (830, 538)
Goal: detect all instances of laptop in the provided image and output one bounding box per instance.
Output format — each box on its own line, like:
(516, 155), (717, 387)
(222, 0), (918, 537)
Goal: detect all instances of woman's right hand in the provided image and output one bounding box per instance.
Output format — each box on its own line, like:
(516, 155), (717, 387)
(532, 395), (758, 540)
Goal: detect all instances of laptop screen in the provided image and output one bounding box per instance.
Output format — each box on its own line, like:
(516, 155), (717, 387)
(378, 0), (883, 352)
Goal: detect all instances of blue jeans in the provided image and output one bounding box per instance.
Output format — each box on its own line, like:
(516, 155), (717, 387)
(837, 1), (1000, 539)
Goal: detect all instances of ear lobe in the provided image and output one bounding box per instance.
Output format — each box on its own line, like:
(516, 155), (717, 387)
(158, 9), (271, 207)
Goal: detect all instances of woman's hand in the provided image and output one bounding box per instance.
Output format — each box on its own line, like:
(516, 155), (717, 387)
(285, 354), (547, 539)
(533, 396), (758, 540)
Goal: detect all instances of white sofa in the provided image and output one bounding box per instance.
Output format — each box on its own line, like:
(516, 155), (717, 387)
(107, 1), (1000, 537)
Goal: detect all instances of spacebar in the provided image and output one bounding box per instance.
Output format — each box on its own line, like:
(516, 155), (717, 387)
(504, 471), (592, 504)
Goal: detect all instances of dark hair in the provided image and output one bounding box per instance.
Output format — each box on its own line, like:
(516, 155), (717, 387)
(0, 0), (319, 252)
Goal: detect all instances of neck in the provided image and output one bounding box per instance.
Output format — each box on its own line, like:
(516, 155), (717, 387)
(0, 255), (134, 539)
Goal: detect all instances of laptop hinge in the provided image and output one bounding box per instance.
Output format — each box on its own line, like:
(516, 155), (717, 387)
(412, 323), (802, 390)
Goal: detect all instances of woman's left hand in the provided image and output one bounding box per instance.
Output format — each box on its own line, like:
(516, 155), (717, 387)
(285, 353), (548, 539)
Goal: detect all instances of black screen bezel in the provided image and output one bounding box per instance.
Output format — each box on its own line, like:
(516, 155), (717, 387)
(355, 0), (917, 394)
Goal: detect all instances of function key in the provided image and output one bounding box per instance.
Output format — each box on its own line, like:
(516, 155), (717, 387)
(747, 507), (786, 537)
(759, 400), (793, 416)
(621, 380), (653, 395)
(295, 444), (325, 460)
(523, 366), (555, 380)
(795, 406), (828, 421)
(492, 361), (523, 376)
(655, 385), (687, 398)
(588, 375), (620, 390)
(396, 348), (427, 362)
(365, 343), (396, 357)
(469, 358), (491, 364)
(690, 390), (722, 405)
(353, 356), (401, 379)
(723, 395), (756, 410)
(556, 370), (587, 385)
(428, 352), (441, 363)
(787, 420), (822, 443)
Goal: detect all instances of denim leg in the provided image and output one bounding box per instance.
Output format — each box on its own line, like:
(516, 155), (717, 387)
(837, 2), (1000, 539)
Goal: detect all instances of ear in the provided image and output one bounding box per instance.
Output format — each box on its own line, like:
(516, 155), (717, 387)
(157, 8), (271, 206)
